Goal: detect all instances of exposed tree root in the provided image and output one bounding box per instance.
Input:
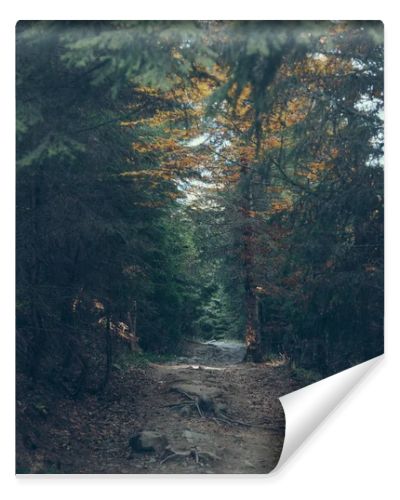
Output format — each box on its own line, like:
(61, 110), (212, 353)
(169, 386), (263, 425)
(170, 388), (205, 417)
(160, 445), (220, 465)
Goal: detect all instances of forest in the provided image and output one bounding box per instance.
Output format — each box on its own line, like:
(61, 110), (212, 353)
(16, 21), (384, 473)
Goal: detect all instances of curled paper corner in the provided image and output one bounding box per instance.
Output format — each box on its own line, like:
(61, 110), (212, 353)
(275, 354), (384, 471)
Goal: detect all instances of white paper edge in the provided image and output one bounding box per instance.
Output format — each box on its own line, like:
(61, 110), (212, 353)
(275, 354), (384, 470)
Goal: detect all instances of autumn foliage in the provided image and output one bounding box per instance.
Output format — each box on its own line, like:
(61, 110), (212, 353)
(16, 21), (383, 391)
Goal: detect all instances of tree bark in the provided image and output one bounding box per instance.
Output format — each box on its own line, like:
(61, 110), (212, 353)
(127, 300), (137, 351)
(240, 160), (263, 362)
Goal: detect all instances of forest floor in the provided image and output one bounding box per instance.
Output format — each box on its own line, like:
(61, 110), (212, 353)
(16, 340), (301, 474)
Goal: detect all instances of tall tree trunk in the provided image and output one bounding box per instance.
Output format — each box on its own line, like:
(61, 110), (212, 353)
(244, 276), (262, 362)
(127, 300), (137, 351)
(241, 160), (263, 362)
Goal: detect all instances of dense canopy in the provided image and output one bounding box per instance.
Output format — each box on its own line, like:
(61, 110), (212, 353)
(16, 20), (383, 393)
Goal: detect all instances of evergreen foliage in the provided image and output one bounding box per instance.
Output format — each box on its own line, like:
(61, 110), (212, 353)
(16, 21), (383, 390)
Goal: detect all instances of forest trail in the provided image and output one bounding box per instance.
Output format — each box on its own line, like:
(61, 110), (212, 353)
(17, 340), (300, 474)
(128, 340), (291, 473)
(16, 22), (383, 476)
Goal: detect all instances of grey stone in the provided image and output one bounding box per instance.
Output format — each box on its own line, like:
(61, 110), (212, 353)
(129, 431), (168, 453)
(182, 429), (206, 444)
(179, 405), (192, 417)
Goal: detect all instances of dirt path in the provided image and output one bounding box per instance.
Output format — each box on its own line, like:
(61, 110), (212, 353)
(16, 340), (299, 474)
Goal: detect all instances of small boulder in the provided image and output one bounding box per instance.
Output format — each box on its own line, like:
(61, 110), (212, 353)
(129, 431), (168, 453)
(179, 405), (192, 417)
